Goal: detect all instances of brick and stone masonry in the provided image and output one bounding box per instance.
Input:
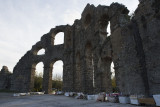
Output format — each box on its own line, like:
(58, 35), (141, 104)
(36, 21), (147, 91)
(0, 0), (160, 96)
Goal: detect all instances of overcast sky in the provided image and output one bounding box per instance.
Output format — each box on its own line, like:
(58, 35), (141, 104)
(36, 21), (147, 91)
(0, 0), (139, 77)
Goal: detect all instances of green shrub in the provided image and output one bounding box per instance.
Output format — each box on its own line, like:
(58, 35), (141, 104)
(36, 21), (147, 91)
(33, 75), (43, 92)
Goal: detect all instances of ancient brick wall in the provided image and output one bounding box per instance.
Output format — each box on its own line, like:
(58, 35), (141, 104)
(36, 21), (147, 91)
(134, 0), (160, 95)
(7, 0), (160, 96)
(0, 66), (12, 90)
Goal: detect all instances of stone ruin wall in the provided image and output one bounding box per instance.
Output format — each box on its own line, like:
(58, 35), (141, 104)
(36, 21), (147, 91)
(0, 66), (12, 90)
(0, 0), (159, 96)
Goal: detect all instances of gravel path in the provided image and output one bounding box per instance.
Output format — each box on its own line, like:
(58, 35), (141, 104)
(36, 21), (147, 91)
(0, 93), (142, 107)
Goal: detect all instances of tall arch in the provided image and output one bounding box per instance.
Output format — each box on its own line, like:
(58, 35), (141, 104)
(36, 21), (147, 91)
(43, 60), (63, 94)
(31, 62), (44, 92)
(33, 62), (44, 92)
(52, 60), (63, 91)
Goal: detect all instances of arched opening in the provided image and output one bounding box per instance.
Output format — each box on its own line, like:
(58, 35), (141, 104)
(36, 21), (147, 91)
(54, 32), (64, 45)
(111, 62), (117, 92)
(52, 32), (64, 45)
(107, 21), (111, 36)
(37, 48), (45, 55)
(33, 62), (44, 92)
(52, 60), (63, 92)
(85, 43), (94, 94)
(84, 13), (92, 29)
(99, 14), (110, 43)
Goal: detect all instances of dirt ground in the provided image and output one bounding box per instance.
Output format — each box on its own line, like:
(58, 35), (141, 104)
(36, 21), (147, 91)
(0, 93), (143, 107)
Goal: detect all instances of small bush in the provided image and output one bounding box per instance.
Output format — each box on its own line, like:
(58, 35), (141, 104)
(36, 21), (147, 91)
(33, 75), (43, 92)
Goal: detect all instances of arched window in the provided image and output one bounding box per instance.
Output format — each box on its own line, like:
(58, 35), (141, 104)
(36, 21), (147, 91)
(37, 48), (45, 55)
(53, 32), (64, 45)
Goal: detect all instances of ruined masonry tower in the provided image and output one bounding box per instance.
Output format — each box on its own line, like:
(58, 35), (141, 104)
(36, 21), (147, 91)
(6, 0), (160, 96)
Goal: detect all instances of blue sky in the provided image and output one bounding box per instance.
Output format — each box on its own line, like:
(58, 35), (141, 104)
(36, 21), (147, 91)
(0, 0), (139, 77)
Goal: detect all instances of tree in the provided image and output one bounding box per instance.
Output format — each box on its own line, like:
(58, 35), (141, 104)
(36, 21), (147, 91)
(112, 76), (119, 92)
(52, 74), (63, 91)
(33, 73), (63, 92)
(33, 71), (43, 92)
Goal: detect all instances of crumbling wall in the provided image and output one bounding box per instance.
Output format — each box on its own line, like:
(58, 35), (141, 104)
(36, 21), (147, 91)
(11, 25), (70, 93)
(0, 66), (12, 90)
(134, 0), (160, 95)
(6, 0), (160, 96)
